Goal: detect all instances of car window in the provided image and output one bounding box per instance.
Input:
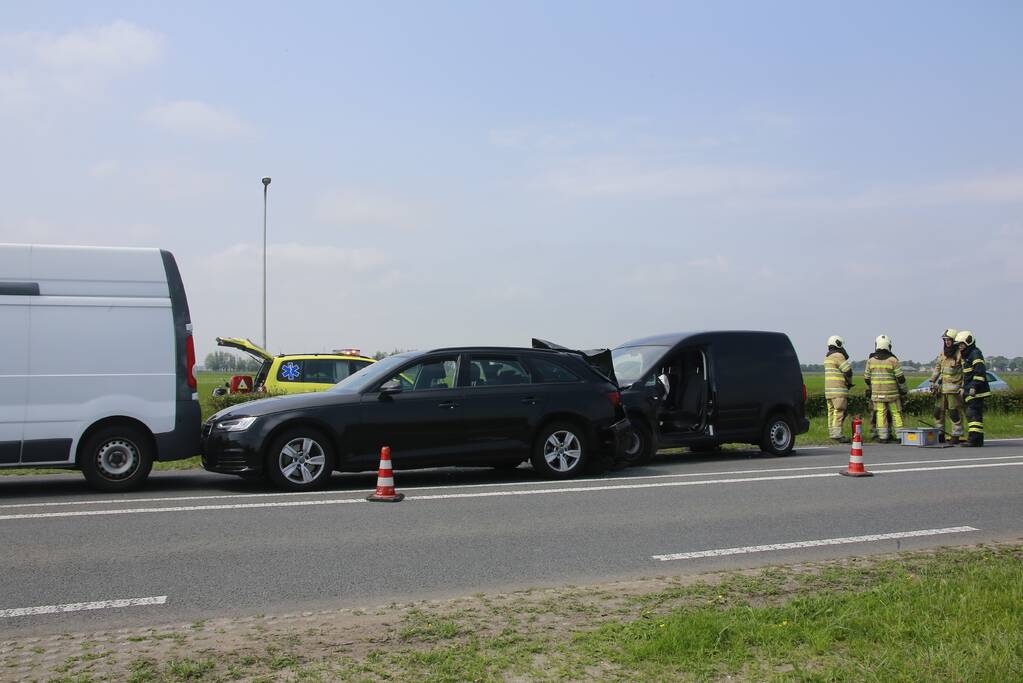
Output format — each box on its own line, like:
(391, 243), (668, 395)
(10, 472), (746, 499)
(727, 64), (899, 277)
(351, 359), (373, 377)
(276, 359), (304, 382)
(301, 359), (341, 384)
(986, 372), (996, 382)
(386, 357), (458, 391)
(612, 345), (670, 386)
(528, 357), (581, 383)
(469, 356), (531, 387)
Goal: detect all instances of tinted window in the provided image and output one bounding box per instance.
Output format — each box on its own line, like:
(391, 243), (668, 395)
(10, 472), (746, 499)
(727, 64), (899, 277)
(277, 359), (304, 382)
(387, 357), (458, 391)
(529, 357), (581, 383)
(302, 359), (343, 384)
(469, 356), (531, 386)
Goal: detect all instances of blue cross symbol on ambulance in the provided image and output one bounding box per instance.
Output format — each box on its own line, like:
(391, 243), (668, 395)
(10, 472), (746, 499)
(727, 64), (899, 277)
(281, 362), (301, 381)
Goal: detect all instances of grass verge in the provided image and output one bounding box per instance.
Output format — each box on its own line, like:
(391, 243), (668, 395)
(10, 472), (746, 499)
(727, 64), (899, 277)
(5, 544), (1022, 682)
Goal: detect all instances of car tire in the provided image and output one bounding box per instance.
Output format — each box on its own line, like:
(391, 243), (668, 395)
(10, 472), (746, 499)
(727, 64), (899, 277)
(265, 428), (336, 491)
(80, 424), (154, 492)
(621, 419), (654, 466)
(760, 414), (795, 456)
(530, 421), (589, 479)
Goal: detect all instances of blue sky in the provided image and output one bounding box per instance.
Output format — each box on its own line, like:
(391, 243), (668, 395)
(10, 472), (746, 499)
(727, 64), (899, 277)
(1, 1), (1021, 363)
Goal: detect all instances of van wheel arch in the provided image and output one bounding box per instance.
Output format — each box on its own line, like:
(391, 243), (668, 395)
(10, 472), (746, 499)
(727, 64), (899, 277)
(76, 418), (156, 491)
(76, 417), (156, 465)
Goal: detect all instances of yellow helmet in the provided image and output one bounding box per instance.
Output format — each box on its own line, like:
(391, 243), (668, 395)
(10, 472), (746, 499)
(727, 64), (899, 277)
(942, 328), (958, 340)
(875, 334), (892, 352)
(827, 335), (844, 349)
(954, 330), (975, 346)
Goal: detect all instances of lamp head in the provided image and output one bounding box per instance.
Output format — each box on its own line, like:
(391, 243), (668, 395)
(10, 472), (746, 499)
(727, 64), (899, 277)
(261, 177), (271, 186)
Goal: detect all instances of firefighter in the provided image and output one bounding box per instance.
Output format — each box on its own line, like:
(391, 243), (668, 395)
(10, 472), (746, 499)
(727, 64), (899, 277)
(956, 330), (990, 447)
(866, 341), (906, 441)
(824, 335), (853, 443)
(864, 335), (907, 442)
(928, 328), (965, 444)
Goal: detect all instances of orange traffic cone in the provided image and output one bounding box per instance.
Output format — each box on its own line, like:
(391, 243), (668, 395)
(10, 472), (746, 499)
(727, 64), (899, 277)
(366, 446), (404, 502)
(840, 416), (873, 477)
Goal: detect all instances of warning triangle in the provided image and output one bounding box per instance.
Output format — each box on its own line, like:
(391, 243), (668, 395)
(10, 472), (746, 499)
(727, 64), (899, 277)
(237, 379), (249, 391)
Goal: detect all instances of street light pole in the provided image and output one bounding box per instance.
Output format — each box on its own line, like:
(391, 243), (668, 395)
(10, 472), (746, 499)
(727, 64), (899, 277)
(262, 176), (271, 350)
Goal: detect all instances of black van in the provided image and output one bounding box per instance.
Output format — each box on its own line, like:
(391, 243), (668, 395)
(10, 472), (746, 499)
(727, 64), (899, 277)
(612, 331), (809, 462)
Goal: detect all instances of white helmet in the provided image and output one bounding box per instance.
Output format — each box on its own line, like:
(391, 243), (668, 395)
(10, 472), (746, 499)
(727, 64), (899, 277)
(942, 328), (958, 340)
(827, 335), (844, 349)
(875, 334), (892, 352)
(955, 330), (975, 346)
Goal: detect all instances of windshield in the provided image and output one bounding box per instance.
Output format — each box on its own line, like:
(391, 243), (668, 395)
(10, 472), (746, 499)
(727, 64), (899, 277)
(612, 345), (670, 386)
(330, 352), (418, 393)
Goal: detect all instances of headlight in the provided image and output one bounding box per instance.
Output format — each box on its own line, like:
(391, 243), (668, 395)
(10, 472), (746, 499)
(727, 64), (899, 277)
(215, 416), (258, 432)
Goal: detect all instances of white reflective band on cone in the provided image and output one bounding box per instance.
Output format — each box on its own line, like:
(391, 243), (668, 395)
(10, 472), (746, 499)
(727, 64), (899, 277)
(850, 455), (863, 463)
(377, 477), (394, 487)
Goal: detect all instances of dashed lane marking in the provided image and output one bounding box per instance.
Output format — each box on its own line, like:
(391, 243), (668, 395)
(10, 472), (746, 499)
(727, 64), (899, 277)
(652, 526), (979, 561)
(0, 596), (167, 619)
(1, 460), (1021, 521)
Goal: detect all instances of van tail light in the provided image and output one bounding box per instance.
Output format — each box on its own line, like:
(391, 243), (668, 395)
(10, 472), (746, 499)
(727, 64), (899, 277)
(606, 390), (621, 408)
(802, 383), (807, 403)
(186, 334), (197, 390)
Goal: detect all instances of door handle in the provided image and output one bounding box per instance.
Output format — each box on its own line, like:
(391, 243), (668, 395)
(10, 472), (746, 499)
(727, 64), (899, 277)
(438, 401), (459, 409)
(520, 397), (538, 405)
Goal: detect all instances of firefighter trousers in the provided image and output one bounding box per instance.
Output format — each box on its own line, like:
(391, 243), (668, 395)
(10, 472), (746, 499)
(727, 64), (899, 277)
(935, 392), (965, 437)
(873, 400), (904, 440)
(966, 397), (985, 447)
(826, 396), (848, 438)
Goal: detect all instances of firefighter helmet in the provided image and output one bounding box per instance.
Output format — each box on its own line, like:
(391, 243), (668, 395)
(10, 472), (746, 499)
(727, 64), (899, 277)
(942, 328), (958, 340)
(955, 330), (975, 347)
(875, 334), (892, 352)
(827, 335), (845, 349)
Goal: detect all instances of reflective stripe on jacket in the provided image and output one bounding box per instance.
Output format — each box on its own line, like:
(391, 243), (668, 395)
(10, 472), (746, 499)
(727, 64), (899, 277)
(824, 351), (852, 397)
(929, 353), (963, 394)
(961, 347), (991, 401)
(864, 354), (904, 402)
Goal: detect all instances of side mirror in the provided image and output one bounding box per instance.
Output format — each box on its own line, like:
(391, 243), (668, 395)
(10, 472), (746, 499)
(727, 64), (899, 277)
(379, 379), (403, 396)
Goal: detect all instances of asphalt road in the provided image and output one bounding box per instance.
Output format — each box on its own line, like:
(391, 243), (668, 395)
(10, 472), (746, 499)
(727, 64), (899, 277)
(2, 439), (1023, 637)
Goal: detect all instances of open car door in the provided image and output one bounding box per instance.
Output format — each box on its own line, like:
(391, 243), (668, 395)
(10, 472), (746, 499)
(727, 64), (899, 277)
(531, 338), (618, 387)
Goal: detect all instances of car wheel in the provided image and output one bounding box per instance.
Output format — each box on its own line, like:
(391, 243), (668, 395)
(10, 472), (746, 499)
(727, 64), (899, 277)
(80, 424), (154, 492)
(621, 420), (654, 466)
(531, 422), (589, 479)
(761, 414), (794, 456)
(266, 428), (335, 491)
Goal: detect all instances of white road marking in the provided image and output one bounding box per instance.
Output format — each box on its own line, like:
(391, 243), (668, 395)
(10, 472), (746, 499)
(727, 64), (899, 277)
(4, 453), (1022, 511)
(652, 526), (979, 561)
(0, 595), (167, 619)
(1, 460), (1021, 521)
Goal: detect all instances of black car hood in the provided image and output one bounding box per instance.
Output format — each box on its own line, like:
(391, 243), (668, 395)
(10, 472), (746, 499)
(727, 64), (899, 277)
(212, 390), (359, 420)
(531, 338), (618, 387)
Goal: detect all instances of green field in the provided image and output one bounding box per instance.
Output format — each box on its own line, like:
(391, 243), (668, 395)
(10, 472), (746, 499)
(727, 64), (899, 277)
(802, 371), (1023, 395)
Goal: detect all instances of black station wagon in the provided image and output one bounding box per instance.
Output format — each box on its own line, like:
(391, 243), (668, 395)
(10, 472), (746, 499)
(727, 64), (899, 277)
(202, 346), (629, 490)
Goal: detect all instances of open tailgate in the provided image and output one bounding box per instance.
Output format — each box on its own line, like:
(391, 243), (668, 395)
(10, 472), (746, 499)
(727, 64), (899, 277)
(531, 338), (618, 387)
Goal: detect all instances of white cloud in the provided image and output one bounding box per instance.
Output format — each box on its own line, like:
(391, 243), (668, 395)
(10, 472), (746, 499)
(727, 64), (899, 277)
(544, 158), (799, 199)
(314, 189), (423, 229)
(0, 21), (163, 110)
(144, 100), (254, 139)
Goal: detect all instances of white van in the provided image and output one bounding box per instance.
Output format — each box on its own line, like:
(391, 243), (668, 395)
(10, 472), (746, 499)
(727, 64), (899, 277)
(0, 244), (200, 491)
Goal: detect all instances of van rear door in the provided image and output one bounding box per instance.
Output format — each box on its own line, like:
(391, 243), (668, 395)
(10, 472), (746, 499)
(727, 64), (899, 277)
(0, 245), (33, 464)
